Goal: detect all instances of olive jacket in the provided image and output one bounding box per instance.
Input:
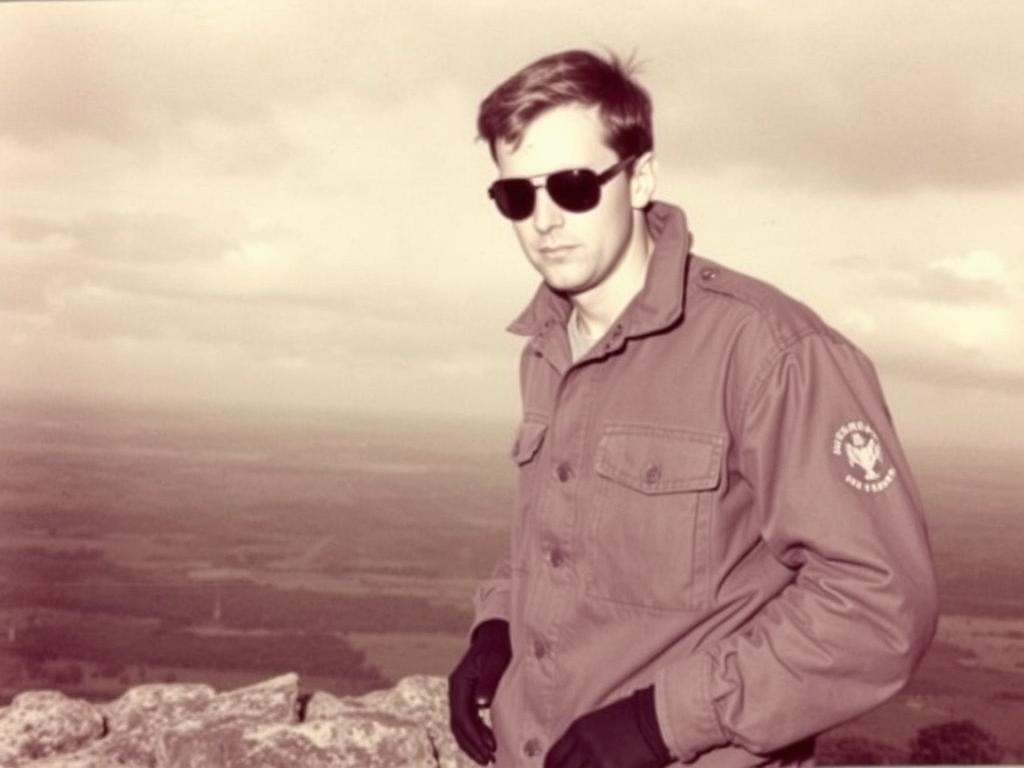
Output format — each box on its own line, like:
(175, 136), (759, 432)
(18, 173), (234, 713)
(470, 200), (938, 767)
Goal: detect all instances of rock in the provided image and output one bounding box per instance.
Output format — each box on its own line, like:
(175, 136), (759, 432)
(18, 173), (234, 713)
(187, 673), (298, 726)
(154, 674), (302, 767)
(0, 690), (104, 767)
(0, 674), (476, 767)
(22, 736), (158, 768)
(158, 713), (435, 767)
(102, 682), (216, 736)
(307, 675), (479, 768)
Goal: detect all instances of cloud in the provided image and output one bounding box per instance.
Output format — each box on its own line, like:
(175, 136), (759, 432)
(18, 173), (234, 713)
(3, 1), (1021, 193)
(738, 231), (1023, 403)
(831, 251), (1014, 306)
(930, 251), (1007, 283)
(0, 225), (516, 368)
(644, 2), (1024, 192)
(0, 2), (482, 150)
(876, 349), (1024, 397)
(0, 4), (323, 147)
(0, 211), (270, 319)
(1, 0), (1021, 437)
(823, 251), (1024, 396)
(3, 212), (237, 264)
(916, 251), (1013, 304)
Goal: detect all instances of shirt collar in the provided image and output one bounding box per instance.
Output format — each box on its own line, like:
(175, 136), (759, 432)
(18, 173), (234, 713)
(506, 200), (694, 338)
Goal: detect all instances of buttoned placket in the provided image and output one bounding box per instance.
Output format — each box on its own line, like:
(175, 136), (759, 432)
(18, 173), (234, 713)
(493, 205), (781, 766)
(503, 225), (692, 760)
(513, 327), (560, 762)
(518, 323), (617, 762)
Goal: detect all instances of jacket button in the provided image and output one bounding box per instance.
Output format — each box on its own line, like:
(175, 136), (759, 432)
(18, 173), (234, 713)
(700, 267), (718, 281)
(524, 738), (542, 757)
(533, 639), (547, 659)
(644, 463), (662, 484)
(555, 462), (574, 482)
(549, 547), (566, 568)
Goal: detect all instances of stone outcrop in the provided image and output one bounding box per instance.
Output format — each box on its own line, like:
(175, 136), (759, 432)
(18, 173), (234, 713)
(0, 674), (482, 767)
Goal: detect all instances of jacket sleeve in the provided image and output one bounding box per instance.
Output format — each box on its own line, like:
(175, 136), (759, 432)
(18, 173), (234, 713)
(467, 557), (513, 646)
(652, 332), (940, 762)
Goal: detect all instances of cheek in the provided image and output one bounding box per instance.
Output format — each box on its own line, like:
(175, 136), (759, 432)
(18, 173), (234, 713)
(511, 223), (544, 267)
(511, 222), (533, 251)
(588, 199), (632, 252)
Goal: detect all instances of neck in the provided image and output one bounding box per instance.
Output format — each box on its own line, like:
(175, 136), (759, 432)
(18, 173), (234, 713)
(571, 210), (654, 339)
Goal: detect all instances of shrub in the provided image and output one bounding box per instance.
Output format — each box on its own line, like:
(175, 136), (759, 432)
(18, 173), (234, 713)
(908, 719), (1003, 765)
(816, 735), (905, 765)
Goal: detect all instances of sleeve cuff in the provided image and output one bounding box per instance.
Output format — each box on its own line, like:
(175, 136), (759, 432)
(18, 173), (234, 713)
(468, 585), (511, 646)
(654, 652), (728, 763)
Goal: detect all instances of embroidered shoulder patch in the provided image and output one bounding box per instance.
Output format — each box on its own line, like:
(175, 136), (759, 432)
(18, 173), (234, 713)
(832, 420), (897, 493)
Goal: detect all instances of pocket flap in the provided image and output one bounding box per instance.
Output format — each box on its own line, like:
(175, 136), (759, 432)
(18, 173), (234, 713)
(595, 426), (723, 494)
(511, 419), (548, 465)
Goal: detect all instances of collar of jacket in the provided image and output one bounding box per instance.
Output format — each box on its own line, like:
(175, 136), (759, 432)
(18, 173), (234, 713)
(505, 200), (694, 342)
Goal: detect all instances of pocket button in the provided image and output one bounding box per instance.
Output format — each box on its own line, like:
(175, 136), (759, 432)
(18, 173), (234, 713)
(644, 463), (662, 484)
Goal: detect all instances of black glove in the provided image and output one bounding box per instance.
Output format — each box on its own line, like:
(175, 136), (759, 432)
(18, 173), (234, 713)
(543, 685), (674, 768)
(448, 619), (512, 765)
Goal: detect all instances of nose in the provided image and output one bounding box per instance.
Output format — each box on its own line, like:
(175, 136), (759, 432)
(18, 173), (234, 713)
(531, 186), (564, 234)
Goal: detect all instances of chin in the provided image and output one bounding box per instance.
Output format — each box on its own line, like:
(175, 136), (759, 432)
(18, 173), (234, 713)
(536, 262), (582, 288)
(541, 272), (585, 294)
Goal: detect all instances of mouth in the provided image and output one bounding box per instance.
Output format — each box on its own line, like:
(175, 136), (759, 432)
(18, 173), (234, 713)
(537, 244), (578, 257)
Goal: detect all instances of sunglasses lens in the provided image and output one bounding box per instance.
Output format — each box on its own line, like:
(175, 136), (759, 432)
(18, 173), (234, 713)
(547, 169), (600, 213)
(489, 166), (608, 220)
(490, 179), (535, 220)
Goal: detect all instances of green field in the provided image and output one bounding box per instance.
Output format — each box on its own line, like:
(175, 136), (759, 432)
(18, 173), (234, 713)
(1, 398), (1021, 762)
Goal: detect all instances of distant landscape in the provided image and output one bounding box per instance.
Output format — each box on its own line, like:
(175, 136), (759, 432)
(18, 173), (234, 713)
(1, 396), (1021, 762)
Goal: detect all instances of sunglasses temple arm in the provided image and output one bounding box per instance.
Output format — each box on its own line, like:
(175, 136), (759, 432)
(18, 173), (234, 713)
(596, 154), (638, 183)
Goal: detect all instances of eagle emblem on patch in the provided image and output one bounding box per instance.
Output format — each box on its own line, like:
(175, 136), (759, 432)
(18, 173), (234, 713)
(832, 421), (897, 493)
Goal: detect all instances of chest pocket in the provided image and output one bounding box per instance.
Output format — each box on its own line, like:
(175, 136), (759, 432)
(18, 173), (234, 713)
(511, 419), (548, 465)
(509, 418), (548, 571)
(585, 425), (723, 612)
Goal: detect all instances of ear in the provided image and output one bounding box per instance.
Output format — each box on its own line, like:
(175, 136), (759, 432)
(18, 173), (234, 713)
(629, 151), (657, 209)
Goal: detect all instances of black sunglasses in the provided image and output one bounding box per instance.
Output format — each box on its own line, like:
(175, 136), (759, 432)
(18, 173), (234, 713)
(487, 155), (637, 221)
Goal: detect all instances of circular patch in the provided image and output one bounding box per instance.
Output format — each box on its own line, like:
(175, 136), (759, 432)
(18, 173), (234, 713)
(832, 420), (897, 493)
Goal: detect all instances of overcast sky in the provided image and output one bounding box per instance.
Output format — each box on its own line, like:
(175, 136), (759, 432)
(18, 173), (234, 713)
(1, 0), (1022, 449)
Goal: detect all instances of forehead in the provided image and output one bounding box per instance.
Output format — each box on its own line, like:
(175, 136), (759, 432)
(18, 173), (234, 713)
(495, 104), (618, 178)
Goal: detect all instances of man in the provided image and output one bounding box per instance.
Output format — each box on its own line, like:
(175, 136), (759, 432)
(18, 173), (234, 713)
(448, 49), (938, 768)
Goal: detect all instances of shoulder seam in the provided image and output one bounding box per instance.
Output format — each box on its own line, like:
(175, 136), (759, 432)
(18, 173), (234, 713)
(698, 271), (820, 350)
(738, 329), (831, 428)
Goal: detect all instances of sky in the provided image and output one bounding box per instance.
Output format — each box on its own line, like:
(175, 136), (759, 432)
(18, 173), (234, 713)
(1, 0), (1022, 450)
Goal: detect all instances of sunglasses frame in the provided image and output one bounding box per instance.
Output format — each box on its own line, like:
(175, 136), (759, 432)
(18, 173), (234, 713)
(488, 155), (638, 221)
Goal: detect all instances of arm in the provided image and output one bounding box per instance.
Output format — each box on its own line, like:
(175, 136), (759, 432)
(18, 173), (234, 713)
(467, 555), (513, 645)
(653, 333), (939, 762)
(467, 411), (547, 644)
(451, 557), (514, 766)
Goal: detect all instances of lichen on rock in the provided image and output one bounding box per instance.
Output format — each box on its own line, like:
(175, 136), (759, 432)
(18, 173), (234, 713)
(0, 690), (104, 766)
(0, 674), (478, 768)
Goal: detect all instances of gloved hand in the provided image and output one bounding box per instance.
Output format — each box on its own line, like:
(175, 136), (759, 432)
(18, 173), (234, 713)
(448, 619), (512, 765)
(543, 685), (675, 768)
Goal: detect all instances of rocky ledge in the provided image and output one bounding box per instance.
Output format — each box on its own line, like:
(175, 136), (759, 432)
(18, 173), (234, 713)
(0, 674), (482, 767)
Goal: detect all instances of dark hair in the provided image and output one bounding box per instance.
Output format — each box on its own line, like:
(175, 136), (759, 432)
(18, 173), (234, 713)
(477, 49), (653, 163)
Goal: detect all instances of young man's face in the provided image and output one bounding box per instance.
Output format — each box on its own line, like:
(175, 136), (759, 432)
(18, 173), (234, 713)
(494, 104), (644, 299)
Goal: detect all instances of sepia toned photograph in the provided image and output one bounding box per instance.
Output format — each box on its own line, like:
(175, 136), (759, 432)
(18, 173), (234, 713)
(0, 1), (1021, 766)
